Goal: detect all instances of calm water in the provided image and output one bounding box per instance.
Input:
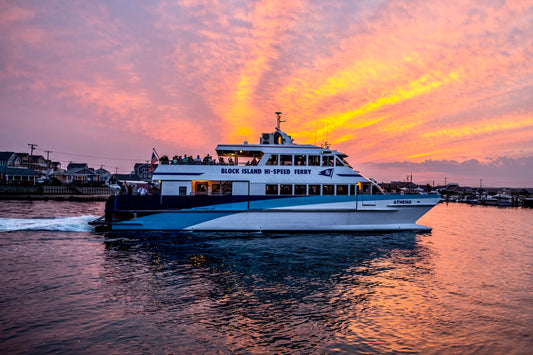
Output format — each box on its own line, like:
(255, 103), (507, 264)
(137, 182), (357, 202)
(0, 201), (531, 354)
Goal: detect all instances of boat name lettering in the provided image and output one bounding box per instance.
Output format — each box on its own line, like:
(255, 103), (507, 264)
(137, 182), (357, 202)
(220, 168), (312, 175)
(221, 168), (240, 174)
(394, 200), (412, 204)
(242, 168), (262, 174)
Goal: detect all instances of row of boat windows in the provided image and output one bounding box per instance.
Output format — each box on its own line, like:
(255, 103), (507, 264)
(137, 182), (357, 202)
(265, 183), (381, 196)
(265, 154), (349, 167)
(191, 181), (382, 196)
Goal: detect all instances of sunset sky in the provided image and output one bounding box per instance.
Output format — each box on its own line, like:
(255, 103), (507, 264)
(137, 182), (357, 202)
(1, 0), (532, 187)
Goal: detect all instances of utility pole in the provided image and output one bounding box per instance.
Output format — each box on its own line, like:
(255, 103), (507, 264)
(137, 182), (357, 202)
(444, 177), (447, 186)
(44, 150), (52, 160)
(28, 143), (37, 170)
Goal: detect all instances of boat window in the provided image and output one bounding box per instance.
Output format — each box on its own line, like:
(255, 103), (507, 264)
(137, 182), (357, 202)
(221, 182), (232, 195)
(322, 156), (334, 166)
(211, 183), (220, 194)
(358, 182), (371, 195)
(294, 185), (306, 195)
(323, 185), (334, 195)
(266, 154), (278, 165)
(280, 184), (293, 195)
(266, 184), (278, 195)
(309, 184), (320, 195)
(294, 155), (306, 166)
(336, 185), (348, 195)
(195, 182), (208, 195)
(349, 184), (356, 195)
(335, 157), (345, 166)
(179, 186), (187, 196)
(309, 155), (320, 166)
(280, 155), (293, 166)
(373, 184), (385, 195)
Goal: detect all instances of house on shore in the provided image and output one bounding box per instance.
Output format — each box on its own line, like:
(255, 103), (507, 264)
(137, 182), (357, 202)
(54, 163), (101, 185)
(0, 166), (37, 185)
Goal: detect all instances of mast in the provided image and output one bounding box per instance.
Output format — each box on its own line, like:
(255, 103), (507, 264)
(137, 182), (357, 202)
(275, 112), (285, 130)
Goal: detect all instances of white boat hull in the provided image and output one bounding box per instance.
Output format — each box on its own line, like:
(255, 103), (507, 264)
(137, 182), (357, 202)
(106, 195), (439, 232)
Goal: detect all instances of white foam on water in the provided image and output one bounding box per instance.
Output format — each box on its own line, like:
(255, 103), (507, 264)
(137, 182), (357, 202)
(0, 215), (97, 232)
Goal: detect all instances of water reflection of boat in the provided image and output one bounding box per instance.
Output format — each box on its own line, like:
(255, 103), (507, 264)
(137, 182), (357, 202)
(91, 113), (440, 232)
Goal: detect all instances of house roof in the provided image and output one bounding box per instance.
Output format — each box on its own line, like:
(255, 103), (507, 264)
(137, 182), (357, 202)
(111, 173), (144, 182)
(67, 163), (88, 170)
(0, 166), (37, 176)
(95, 168), (110, 174)
(64, 167), (96, 175)
(0, 152), (16, 161)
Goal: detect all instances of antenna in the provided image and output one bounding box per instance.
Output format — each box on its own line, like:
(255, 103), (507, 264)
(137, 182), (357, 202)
(275, 112), (285, 130)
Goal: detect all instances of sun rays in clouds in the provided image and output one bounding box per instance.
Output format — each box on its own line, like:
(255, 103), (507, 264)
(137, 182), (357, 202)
(1, 0), (532, 184)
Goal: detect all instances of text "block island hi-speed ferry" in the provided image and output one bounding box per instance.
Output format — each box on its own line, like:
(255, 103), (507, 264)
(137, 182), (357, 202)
(90, 113), (440, 232)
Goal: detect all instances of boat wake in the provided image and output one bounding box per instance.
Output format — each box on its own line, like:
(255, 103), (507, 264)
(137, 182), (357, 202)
(0, 216), (97, 232)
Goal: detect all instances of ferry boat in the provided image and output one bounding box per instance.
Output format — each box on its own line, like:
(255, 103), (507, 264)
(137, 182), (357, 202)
(90, 113), (440, 232)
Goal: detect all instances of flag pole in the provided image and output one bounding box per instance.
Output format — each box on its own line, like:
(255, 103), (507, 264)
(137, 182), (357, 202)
(152, 148), (160, 160)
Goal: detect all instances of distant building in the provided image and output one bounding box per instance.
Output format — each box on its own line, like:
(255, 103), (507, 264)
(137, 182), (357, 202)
(0, 166), (37, 185)
(95, 167), (111, 183)
(67, 162), (89, 171)
(54, 163), (100, 185)
(0, 152), (21, 168)
(134, 163), (153, 181)
(108, 173), (144, 186)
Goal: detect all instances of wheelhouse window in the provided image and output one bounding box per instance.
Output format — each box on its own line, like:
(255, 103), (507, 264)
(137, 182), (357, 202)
(280, 184), (293, 195)
(309, 185), (320, 195)
(335, 157), (345, 166)
(322, 156), (334, 166)
(336, 185), (348, 195)
(280, 155), (293, 166)
(323, 185), (334, 195)
(294, 185), (306, 195)
(266, 184), (278, 195)
(309, 155), (320, 166)
(294, 155), (306, 166)
(266, 154), (278, 165)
